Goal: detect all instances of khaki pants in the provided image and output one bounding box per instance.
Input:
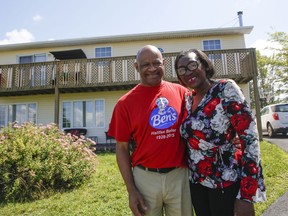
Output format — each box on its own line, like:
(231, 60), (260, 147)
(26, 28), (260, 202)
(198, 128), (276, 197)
(133, 167), (193, 216)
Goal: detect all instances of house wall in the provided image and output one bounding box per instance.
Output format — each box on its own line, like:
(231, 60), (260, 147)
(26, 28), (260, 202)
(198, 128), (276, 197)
(0, 33), (251, 143)
(0, 94), (55, 125)
(0, 82), (251, 143)
(0, 35), (245, 64)
(0, 91), (127, 144)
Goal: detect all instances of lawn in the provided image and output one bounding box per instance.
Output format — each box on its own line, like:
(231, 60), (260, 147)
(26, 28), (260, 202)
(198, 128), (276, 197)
(0, 140), (287, 216)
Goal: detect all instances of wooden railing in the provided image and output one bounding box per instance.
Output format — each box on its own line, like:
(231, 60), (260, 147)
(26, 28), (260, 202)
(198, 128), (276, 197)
(0, 48), (257, 95)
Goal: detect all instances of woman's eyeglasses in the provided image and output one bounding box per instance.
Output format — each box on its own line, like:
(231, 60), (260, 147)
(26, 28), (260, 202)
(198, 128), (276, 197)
(177, 61), (199, 76)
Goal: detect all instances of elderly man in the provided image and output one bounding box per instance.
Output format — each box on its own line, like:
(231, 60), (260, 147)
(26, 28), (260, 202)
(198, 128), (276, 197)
(108, 45), (193, 216)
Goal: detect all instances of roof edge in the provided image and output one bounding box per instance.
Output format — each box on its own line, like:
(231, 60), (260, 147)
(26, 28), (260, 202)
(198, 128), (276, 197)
(0, 26), (253, 51)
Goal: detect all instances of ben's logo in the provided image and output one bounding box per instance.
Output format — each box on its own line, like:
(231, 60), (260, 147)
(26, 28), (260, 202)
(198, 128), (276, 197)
(149, 97), (178, 129)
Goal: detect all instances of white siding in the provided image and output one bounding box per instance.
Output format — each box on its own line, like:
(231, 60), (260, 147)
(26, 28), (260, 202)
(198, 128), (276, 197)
(0, 35), (246, 64)
(0, 94), (54, 125)
(0, 91), (128, 144)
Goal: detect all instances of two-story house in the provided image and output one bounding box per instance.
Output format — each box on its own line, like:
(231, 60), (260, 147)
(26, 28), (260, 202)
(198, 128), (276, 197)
(0, 25), (262, 145)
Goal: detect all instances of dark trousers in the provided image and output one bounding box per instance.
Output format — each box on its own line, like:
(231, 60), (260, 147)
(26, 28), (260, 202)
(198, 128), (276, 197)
(190, 182), (240, 216)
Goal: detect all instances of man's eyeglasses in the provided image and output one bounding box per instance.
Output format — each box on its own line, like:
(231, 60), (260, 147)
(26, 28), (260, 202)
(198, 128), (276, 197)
(177, 61), (199, 76)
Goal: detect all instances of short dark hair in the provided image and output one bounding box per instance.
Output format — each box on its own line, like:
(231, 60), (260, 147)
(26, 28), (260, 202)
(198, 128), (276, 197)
(174, 49), (215, 85)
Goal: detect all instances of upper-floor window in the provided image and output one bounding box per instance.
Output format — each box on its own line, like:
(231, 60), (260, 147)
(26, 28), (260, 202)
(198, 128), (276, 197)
(203, 40), (221, 51)
(95, 47), (111, 66)
(203, 40), (221, 61)
(19, 54), (46, 63)
(62, 99), (105, 129)
(0, 103), (37, 128)
(95, 47), (111, 58)
(17, 54), (47, 87)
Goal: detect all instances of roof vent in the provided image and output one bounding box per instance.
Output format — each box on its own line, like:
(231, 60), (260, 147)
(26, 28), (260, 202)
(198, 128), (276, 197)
(237, 11), (243, 27)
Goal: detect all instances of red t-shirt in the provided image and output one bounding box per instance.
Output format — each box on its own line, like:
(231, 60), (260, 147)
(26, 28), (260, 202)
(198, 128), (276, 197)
(108, 81), (189, 168)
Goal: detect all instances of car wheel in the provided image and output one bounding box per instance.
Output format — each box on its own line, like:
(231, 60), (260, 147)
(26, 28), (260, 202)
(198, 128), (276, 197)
(282, 132), (288, 137)
(267, 123), (276, 138)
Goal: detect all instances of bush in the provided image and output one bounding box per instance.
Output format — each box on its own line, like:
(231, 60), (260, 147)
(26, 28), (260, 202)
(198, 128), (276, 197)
(0, 122), (98, 203)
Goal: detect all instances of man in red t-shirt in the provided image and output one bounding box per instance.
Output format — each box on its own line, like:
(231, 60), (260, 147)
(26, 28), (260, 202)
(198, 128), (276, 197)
(108, 45), (193, 216)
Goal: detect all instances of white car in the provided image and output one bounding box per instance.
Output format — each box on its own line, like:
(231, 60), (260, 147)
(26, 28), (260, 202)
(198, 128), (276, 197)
(260, 103), (288, 137)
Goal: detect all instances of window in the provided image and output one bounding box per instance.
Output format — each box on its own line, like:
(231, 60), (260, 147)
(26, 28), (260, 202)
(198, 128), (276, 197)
(95, 47), (111, 66)
(203, 40), (221, 61)
(19, 54), (47, 86)
(62, 100), (105, 128)
(274, 104), (288, 112)
(0, 105), (7, 128)
(260, 107), (268, 116)
(62, 102), (72, 128)
(0, 103), (37, 128)
(95, 47), (111, 58)
(19, 54), (46, 64)
(19, 56), (33, 64)
(203, 40), (221, 51)
(95, 100), (104, 127)
(73, 101), (95, 127)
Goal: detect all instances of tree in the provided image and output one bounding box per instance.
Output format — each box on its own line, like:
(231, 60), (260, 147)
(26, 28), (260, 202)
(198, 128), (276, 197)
(251, 50), (275, 108)
(253, 31), (288, 108)
(267, 32), (288, 102)
(256, 50), (275, 106)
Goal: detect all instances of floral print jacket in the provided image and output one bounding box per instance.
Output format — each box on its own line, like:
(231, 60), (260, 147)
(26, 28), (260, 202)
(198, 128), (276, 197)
(180, 79), (266, 202)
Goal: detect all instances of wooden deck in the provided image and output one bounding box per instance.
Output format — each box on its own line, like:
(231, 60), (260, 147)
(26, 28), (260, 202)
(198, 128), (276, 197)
(0, 48), (257, 96)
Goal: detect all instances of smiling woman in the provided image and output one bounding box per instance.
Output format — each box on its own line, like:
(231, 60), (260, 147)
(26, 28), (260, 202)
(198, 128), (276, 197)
(175, 48), (266, 216)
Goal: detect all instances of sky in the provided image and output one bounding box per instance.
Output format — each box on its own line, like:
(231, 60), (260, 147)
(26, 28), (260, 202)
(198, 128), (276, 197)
(0, 0), (287, 56)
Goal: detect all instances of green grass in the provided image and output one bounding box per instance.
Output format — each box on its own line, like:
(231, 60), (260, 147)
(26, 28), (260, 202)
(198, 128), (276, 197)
(254, 140), (288, 215)
(0, 141), (287, 216)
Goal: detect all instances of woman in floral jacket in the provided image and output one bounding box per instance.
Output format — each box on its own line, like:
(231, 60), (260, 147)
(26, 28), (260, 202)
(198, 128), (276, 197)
(174, 49), (266, 216)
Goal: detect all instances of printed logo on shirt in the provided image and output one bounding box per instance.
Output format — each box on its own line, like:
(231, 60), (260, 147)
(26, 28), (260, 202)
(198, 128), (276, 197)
(149, 97), (178, 129)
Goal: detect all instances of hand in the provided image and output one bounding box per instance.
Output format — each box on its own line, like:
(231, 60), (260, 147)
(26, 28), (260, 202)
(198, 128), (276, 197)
(234, 199), (255, 216)
(129, 189), (148, 216)
(232, 136), (242, 150)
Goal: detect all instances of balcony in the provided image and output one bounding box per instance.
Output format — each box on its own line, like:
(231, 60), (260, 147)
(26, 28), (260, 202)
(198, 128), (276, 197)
(0, 48), (257, 96)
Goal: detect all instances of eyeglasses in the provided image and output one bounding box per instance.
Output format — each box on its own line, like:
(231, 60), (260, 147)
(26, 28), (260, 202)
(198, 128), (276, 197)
(177, 61), (199, 76)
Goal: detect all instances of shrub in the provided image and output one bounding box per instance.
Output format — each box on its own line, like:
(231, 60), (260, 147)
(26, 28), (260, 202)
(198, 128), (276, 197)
(0, 122), (98, 203)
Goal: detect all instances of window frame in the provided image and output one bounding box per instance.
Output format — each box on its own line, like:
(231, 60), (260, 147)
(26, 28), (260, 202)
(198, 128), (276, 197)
(0, 103), (37, 128)
(61, 99), (105, 129)
(18, 53), (47, 64)
(95, 47), (112, 67)
(95, 47), (112, 58)
(202, 39), (221, 51)
(202, 39), (222, 61)
(18, 54), (47, 87)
